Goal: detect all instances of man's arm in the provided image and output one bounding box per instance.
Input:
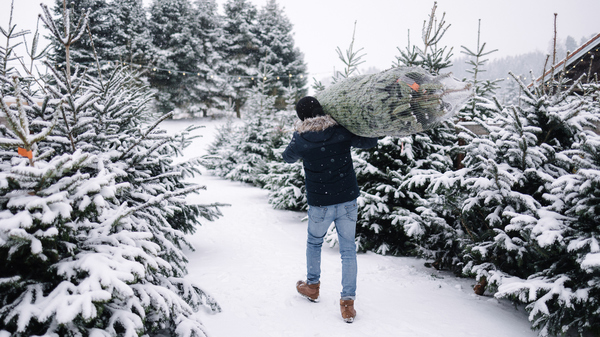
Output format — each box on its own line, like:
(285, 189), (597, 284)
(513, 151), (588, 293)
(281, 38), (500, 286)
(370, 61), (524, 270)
(282, 134), (302, 163)
(351, 135), (378, 149)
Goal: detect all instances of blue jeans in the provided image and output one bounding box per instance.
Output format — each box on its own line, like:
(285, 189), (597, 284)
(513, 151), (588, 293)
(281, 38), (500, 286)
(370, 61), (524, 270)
(306, 199), (358, 300)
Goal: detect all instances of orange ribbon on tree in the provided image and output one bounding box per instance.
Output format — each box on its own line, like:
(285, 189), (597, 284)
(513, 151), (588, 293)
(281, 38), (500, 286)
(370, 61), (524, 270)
(18, 147), (33, 159)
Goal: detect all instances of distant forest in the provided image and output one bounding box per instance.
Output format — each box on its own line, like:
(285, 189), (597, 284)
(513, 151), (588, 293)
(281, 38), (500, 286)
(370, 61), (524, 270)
(449, 34), (597, 82)
(447, 33), (597, 103)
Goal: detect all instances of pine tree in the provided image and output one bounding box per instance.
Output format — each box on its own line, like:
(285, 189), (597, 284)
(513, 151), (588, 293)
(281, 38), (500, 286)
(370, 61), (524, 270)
(109, 0), (154, 65)
(202, 65), (296, 189)
(394, 1), (452, 75)
(352, 135), (413, 254)
(354, 1), (458, 257)
(0, 6), (222, 336)
(493, 80), (600, 336)
(147, 0), (203, 114)
(223, 76), (277, 184)
(205, 66), (284, 185)
(396, 20), (503, 270)
(254, 0), (308, 108)
(200, 118), (241, 178)
(190, 0), (230, 116)
(331, 21), (366, 84)
(0, 1), (29, 95)
(220, 0), (260, 117)
(457, 19), (501, 121)
(50, 0), (114, 70)
(427, 59), (591, 288)
(258, 86), (306, 211)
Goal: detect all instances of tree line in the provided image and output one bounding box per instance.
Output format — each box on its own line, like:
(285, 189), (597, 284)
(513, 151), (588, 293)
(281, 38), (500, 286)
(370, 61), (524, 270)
(50, 0), (308, 117)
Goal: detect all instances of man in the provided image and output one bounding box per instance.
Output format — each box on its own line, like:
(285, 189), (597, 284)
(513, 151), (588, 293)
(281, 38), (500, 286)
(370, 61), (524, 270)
(282, 96), (378, 323)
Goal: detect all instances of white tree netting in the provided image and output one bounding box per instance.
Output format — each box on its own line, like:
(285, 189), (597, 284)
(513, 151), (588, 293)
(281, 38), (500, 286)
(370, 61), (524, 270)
(316, 67), (473, 137)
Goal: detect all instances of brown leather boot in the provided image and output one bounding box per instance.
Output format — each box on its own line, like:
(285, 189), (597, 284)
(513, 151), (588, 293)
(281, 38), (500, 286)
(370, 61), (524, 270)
(340, 299), (356, 323)
(296, 280), (320, 302)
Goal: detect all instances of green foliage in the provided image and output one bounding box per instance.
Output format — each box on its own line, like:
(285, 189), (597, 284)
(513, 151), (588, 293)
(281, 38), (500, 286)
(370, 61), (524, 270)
(147, 0), (201, 113)
(457, 19), (501, 121)
(0, 5), (223, 336)
(394, 1), (453, 75)
(354, 1), (458, 257)
(332, 21), (366, 83)
(254, 0), (308, 107)
(202, 72), (295, 187)
(425, 59), (600, 335)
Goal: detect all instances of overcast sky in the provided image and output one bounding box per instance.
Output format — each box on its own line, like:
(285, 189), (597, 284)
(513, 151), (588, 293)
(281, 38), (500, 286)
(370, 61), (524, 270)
(3, 0), (599, 81)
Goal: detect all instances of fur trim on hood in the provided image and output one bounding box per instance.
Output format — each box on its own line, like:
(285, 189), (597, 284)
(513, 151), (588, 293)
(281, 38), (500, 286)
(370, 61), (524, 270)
(295, 114), (338, 134)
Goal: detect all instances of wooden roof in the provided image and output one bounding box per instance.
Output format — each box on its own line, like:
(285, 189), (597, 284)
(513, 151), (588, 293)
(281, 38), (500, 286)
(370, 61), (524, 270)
(536, 33), (600, 84)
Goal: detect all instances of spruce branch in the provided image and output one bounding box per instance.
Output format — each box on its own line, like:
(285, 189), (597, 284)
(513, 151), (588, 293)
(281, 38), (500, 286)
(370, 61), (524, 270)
(509, 71), (536, 102)
(460, 20), (498, 86)
(421, 1), (450, 58)
(17, 16), (51, 94)
(104, 185), (218, 229)
(1, 0), (29, 77)
(333, 20), (366, 83)
(395, 2), (453, 74)
(0, 77), (59, 166)
(57, 99), (76, 152)
(549, 13), (558, 95)
(39, 2), (90, 82)
(86, 22), (103, 82)
(118, 111), (174, 161)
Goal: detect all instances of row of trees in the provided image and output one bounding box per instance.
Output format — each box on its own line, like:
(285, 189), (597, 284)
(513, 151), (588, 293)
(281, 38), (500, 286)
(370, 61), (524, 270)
(50, 0), (308, 117)
(202, 4), (600, 336)
(1, 1), (225, 336)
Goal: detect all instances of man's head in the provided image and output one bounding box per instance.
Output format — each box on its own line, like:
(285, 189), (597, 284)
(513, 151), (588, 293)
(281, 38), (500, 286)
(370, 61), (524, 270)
(295, 96), (325, 121)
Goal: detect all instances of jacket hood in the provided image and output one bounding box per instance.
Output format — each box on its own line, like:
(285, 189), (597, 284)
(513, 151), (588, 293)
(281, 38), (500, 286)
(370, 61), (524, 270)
(295, 114), (338, 134)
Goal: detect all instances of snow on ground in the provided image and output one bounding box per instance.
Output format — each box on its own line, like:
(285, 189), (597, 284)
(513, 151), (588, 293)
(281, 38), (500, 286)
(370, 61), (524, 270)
(162, 118), (540, 337)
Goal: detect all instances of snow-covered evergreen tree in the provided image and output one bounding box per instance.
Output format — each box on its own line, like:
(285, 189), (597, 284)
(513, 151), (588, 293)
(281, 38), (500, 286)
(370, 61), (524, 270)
(202, 68), (284, 186)
(222, 76), (278, 185)
(352, 136), (412, 254)
(190, 0), (230, 116)
(422, 53), (593, 299)
(109, 0), (154, 65)
(200, 117), (240, 178)
(147, 0), (203, 114)
(354, 2), (458, 257)
(0, 1), (29, 95)
(257, 86), (306, 211)
(254, 0), (308, 108)
(50, 0), (114, 70)
(0, 6), (222, 336)
(393, 2), (452, 75)
(457, 19), (501, 121)
(220, 0), (260, 117)
(493, 80), (600, 336)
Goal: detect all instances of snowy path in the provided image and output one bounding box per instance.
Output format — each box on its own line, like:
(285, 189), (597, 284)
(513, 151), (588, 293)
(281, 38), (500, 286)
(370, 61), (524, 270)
(164, 118), (540, 337)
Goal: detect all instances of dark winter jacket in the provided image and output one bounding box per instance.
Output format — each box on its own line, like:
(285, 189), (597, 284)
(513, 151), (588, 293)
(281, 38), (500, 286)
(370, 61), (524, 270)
(282, 115), (378, 207)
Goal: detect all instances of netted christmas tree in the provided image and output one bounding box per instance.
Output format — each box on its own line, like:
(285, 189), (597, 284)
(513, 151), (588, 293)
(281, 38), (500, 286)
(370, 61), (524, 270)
(0, 3), (223, 336)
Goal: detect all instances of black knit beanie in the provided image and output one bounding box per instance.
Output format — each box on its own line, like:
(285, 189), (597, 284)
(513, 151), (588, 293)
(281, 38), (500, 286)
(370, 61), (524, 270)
(295, 96), (325, 121)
